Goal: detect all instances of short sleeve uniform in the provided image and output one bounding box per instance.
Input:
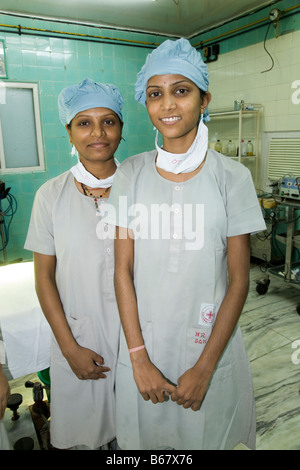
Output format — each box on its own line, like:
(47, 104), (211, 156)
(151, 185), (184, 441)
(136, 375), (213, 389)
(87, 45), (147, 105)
(105, 149), (266, 450)
(25, 171), (120, 449)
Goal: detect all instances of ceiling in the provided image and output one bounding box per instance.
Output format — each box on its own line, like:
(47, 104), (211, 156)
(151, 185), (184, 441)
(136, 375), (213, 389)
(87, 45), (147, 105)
(0, 0), (275, 37)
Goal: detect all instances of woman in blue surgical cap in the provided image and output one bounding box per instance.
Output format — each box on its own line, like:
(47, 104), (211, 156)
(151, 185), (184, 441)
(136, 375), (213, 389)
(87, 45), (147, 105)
(25, 78), (123, 449)
(107, 39), (265, 450)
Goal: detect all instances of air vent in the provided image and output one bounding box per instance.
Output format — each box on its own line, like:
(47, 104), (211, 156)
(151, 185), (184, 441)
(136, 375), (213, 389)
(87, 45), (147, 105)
(268, 138), (300, 180)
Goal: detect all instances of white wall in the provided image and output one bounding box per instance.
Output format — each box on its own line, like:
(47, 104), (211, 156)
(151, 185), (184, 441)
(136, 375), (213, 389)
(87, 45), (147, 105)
(208, 29), (300, 131)
(206, 29), (300, 190)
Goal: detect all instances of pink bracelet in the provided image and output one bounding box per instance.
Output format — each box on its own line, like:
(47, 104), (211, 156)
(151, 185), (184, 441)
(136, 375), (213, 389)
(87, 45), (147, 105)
(129, 345), (145, 354)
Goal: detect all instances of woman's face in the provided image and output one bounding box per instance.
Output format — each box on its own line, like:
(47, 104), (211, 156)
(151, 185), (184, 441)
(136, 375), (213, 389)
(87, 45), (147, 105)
(145, 74), (211, 153)
(66, 107), (123, 164)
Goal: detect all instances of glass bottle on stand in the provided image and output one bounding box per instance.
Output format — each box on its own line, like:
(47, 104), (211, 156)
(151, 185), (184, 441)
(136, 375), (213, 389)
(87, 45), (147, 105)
(246, 140), (254, 156)
(228, 140), (236, 156)
(222, 140), (228, 155)
(241, 139), (247, 156)
(214, 139), (222, 153)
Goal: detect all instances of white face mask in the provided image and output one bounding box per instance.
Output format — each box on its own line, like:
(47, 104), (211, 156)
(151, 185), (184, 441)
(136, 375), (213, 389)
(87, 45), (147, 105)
(155, 117), (208, 174)
(70, 147), (118, 188)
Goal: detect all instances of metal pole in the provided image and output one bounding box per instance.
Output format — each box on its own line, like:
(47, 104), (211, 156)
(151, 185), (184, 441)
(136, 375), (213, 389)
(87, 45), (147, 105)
(0, 205), (7, 264)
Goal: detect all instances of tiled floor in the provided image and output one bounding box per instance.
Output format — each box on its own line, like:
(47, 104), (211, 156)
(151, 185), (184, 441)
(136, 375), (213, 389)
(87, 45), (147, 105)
(240, 263), (300, 450)
(3, 262), (300, 450)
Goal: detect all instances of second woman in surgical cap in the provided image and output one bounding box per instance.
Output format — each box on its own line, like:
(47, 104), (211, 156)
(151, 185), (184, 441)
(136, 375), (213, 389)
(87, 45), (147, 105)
(25, 78), (123, 449)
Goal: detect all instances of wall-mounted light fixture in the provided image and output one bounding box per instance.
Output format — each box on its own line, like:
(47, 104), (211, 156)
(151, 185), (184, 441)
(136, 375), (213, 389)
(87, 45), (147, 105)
(269, 8), (281, 37)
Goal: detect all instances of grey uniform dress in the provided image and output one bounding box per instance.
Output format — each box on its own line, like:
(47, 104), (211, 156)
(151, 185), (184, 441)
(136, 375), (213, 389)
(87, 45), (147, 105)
(25, 171), (120, 449)
(105, 149), (266, 450)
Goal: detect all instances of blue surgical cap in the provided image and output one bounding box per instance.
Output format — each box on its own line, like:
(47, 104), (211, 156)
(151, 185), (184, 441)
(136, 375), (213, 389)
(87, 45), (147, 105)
(58, 78), (123, 125)
(135, 38), (210, 122)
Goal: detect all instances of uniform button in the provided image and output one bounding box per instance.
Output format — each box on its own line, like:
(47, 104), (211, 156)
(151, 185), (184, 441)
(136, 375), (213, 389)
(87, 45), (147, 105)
(172, 233), (178, 239)
(106, 247), (111, 253)
(174, 185), (181, 191)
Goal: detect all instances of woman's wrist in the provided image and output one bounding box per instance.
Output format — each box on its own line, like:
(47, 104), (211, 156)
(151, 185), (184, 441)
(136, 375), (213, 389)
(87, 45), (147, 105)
(60, 338), (80, 359)
(0, 365), (7, 380)
(130, 346), (149, 365)
(129, 344), (145, 354)
(193, 355), (215, 380)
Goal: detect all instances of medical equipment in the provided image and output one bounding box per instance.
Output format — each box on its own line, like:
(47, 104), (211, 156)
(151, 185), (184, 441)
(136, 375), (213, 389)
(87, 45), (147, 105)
(279, 176), (300, 200)
(6, 393), (23, 421)
(0, 180), (17, 263)
(256, 180), (300, 314)
(271, 176), (300, 201)
(5, 377), (51, 450)
(25, 376), (51, 450)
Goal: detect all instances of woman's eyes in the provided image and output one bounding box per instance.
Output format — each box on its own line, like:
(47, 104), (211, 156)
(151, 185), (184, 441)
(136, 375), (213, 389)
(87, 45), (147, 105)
(104, 119), (116, 125)
(148, 91), (161, 99)
(175, 88), (188, 95)
(148, 88), (189, 99)
(77, 119), (115, 126)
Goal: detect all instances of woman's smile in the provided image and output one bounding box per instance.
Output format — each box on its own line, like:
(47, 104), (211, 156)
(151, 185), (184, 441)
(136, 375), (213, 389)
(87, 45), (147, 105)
(160, 116), (182, 124)
(88, 141), (109, 148)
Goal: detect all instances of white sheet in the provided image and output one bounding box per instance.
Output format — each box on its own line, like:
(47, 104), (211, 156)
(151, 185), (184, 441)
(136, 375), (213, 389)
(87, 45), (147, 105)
(0, 261), (51, 379)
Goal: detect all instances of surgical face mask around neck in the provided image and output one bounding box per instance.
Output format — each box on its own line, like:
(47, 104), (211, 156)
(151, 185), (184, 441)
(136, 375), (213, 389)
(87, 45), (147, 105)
(70, 146), (118, 188)
(155, 117), (208, 174)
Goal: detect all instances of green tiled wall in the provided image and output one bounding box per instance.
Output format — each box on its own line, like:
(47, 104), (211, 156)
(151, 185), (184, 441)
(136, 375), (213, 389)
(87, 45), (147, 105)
(0, 16), (166, 262)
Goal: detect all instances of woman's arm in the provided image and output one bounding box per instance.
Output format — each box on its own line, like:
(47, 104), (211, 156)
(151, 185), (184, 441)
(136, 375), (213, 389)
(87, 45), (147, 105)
(172, 233), (250, 410)
(0, 365), (10, 419)
(114, 227), (176, 403)
(33, 252), (110, 380)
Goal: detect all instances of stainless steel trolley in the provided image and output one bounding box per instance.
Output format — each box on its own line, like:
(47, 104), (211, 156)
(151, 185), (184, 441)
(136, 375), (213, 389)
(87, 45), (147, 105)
(256, 184), (300, 314)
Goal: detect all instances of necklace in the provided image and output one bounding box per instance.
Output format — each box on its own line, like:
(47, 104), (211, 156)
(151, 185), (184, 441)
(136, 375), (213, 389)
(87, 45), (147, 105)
(81, 183), (110, 210)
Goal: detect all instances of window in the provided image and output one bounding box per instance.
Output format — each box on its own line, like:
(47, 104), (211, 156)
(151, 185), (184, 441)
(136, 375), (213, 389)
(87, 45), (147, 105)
(0, 82), (44, 173)
(0, 40), (7, 78)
